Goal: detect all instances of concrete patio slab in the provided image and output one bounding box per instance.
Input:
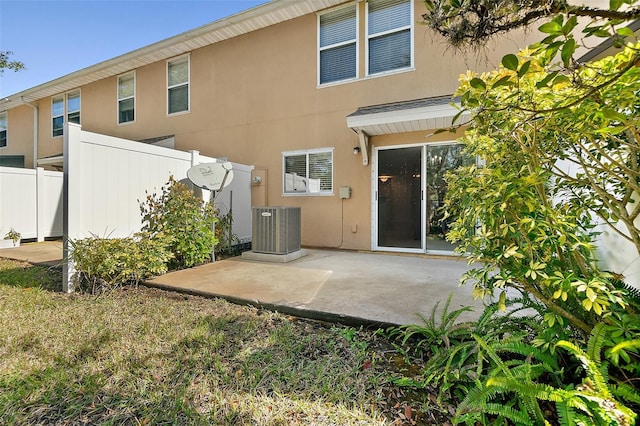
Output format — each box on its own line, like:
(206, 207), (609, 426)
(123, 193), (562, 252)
(1, 242), (486, 327)
(147, 249), (484, 326)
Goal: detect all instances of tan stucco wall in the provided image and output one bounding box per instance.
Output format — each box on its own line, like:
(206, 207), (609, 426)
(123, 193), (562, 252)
(4, 0), (533, 250)
(3, 105), (35, 167)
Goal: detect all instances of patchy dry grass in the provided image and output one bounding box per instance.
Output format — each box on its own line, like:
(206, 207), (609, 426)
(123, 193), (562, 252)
(0, 259), (447, 425)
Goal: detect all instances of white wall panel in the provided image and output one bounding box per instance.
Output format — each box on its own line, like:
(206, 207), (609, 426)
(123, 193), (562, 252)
(0, 167), (37, 239)
(0, 166), (62, 241)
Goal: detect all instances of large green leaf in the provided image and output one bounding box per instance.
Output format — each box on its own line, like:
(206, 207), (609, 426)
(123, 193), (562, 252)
(501, 54), (519, 71)
(470, 77), (487, 90)
(539, 21), (562, 34)
(561, 39), (576, 66)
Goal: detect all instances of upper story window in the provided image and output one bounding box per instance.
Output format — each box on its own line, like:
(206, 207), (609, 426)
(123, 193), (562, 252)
(283, 148), (334, 195)
(0, 112), (7, 148)
(367, 0), (413, 75)
(167, 56), (189, 115)
(118, 72), (135, 124)
(319, 5), (357, 85)
(318, 0), (412, 85)
(52, 90), (81, 137)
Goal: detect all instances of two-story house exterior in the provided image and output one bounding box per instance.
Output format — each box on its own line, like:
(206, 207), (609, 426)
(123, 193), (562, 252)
(0, 0), (531, 253)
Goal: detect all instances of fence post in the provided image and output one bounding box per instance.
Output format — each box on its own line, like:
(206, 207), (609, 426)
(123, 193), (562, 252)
(36, 167), (45, 242)
(63, 123), (82, 293)
(190, 150), (199, 167)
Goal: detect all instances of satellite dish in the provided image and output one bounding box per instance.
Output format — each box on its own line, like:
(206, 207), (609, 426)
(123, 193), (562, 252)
(187, 162), (234, 191)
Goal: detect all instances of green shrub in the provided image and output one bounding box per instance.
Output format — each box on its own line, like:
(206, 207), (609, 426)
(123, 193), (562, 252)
(70, 233), (171, 294)
(140, 176), (218, 269)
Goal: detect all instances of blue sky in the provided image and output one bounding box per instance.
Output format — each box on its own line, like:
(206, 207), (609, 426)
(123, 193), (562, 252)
(0, 0), (269, 97)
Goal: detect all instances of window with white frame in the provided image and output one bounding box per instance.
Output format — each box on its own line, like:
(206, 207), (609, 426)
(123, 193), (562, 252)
(118, 72), (135, 124)
(318, 0), (412, 85)
(0, 112), (7, 148)
(283, 148), (333, 195)
(52, 95), (64, 137)
(167, 56), (189, 114)
(52, 90), (81, 137)
(318, 5), (357, 85)
(367, 0), (412, 75)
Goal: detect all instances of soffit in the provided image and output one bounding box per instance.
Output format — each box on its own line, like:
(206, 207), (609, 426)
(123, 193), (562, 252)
(1, 0), (344, 111)
(346, 96), (468, 136)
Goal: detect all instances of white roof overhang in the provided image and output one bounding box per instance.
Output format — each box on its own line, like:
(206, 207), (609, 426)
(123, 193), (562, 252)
(346, 96), (468, 136)
(1, 0), (344, 111)
(37, 155), (64, 167)
(346, 96), (470, 166)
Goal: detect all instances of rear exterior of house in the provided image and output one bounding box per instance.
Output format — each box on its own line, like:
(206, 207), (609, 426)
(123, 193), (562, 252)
(0, 0), (531, 254)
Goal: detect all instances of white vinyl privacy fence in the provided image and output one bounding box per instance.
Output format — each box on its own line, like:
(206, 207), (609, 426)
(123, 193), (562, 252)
(63, 124), (253, 292)
(0, 166), (63, 241)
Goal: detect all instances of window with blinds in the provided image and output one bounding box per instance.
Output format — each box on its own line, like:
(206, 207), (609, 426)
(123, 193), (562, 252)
(319, 5), (357, 85)
(168, 56), (189, 114)
(118, 72), (135, 124)
(367, 0), (412, 75)
(318, 0), (412, 85)
(283, 149), (334, 195)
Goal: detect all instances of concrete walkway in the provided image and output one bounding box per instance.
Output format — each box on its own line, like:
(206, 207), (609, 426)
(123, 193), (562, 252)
(0, 240), (65, 267)
(1, 242), (485, 326)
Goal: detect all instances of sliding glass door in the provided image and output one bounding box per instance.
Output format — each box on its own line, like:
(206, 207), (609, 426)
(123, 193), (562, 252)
(375, 143), (468, 253)
(376, 146), (422, 249)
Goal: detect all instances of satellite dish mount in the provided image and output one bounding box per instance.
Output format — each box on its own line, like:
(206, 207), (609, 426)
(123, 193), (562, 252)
(186, 161), (235, 262)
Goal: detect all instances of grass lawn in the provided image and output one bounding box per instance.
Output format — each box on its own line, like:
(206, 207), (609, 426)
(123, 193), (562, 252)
(0, 259), (450, 425)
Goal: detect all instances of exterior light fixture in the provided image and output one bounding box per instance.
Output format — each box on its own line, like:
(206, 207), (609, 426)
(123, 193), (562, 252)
(353, 146), (361, 155)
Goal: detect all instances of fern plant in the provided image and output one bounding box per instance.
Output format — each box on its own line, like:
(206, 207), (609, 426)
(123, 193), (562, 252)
(387, 292), (550, 404)
(454, 329), (638, 426)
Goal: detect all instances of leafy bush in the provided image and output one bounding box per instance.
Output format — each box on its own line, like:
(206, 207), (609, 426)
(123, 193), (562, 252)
(140, 176), (218, 269)
(70, 233), (171, 294)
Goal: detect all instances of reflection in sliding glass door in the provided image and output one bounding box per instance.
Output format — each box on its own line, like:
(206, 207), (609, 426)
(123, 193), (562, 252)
(425, 144), (468, 253)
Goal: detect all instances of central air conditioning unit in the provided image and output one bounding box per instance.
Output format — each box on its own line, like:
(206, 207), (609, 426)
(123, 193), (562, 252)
(252, 206), (301, 255)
